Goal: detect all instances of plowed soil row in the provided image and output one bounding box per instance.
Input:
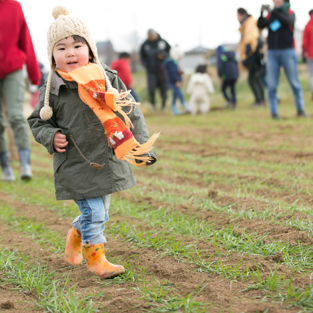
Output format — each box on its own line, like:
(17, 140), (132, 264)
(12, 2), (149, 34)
(1, 192), (298, 313)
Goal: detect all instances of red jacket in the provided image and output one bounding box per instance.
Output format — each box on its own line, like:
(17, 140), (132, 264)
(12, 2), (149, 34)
(303, 14), (313, 58)
(110, 58), (132, 89)
(0, 0), (40, 84)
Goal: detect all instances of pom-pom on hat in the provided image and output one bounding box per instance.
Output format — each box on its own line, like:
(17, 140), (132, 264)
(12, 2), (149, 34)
(41, 5), (117, 120)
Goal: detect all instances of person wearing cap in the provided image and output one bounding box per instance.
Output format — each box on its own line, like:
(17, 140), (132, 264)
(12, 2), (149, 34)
(28, 6), (157, 278)
(140, 29), (171, 111)
(303, 9), (313, 101)
(0, 0), (41, 181)
(258, 0), (306, 119)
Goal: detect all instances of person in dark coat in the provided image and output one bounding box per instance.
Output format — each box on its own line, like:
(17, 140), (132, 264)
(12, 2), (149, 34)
(216, 45), (239, 108)
(258, 0), (306, 119)
(140, 29), (171, 111)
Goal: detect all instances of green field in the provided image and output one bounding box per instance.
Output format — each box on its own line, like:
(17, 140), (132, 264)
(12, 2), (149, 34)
(0, 65), (313, 312)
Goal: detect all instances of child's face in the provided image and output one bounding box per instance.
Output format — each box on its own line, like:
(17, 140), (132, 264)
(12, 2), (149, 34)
(53, 36), (90, 72)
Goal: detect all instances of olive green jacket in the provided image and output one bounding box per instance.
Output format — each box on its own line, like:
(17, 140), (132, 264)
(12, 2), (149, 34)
(28, 63), (156, 200)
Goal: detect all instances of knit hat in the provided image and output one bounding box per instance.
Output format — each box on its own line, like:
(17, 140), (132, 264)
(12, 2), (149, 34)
(40, 5), (118, 120)
(169, 45), (184, 61)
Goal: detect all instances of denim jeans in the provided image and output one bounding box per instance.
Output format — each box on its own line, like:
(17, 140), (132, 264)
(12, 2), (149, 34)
(170, 83), (186, 106)
(266, 48), (305, 116)
(72, 195), (110, 245)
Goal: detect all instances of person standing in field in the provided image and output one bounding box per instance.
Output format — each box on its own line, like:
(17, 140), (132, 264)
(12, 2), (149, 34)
(216, 45), (239, 108)
(302, 9), (313, 101)
(163, 45), (189, 115)
(140, 29), (171, 111)
(110, 52), (139, 103)
(258, 0), (306, 119)
(0, 0), (41, 181)
(187, 64), (214, 115)
(28, 6), (158, 279)
(237, 8), (265, 107)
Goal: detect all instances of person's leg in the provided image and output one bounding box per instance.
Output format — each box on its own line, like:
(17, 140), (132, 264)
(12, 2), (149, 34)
(147, 73), (157, 110)
(129, 89), (139, 102)
(248, 69), (259, 104)
(221, 80), (231, 102)
(73, 195), (110, 244)
(189, 94), (197, 115)
(230, 79), (237, 107)
(255, 67), (265, 104)
(199, 95), (210, 114)
(2, 70), (32, 178)
(75, 195), (124, 278)
(158, 78), (168, 110)
(307, 58), (313, 99)
(176, 86), (189, 111)
(266, 50), (281, 117)
(170, 83), (182, 115)
(280, 48), (306, 115)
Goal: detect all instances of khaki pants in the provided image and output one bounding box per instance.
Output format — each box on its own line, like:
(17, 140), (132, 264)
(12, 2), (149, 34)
(0, 70), (30, 154)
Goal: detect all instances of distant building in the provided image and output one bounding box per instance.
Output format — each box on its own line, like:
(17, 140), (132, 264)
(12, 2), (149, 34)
(181, 45), (215, 74)
(96, 40), (118, 65)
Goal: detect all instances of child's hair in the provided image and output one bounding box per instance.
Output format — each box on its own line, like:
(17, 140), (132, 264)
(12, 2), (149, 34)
(52, 35), (95, 65)
(237, 8), (248, 15)
(195, 64), (207, 74)
(119, 52), (130, 59)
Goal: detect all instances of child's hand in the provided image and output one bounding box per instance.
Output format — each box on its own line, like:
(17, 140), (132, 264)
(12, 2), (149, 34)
(53, 131), (68, 153)
(175, 81), (181, 88)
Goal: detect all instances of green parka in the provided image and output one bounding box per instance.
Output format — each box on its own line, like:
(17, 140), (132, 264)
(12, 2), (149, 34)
(28, 63), (156, 200)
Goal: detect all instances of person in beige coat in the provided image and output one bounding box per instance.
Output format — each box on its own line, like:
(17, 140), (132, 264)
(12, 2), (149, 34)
(238, 8), (265, 107)
(187, 64), (214, 115)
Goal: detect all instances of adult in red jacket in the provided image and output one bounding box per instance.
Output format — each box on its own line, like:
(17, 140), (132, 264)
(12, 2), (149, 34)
(303, 9), (313, 100)
(0, 0), (40, 181)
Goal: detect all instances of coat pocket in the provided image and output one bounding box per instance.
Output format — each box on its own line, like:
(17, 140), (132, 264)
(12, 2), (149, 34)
(53, 149), (68, 174)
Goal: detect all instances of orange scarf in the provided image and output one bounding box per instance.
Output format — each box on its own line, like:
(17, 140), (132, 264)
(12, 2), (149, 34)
(57, 63), (158, 167)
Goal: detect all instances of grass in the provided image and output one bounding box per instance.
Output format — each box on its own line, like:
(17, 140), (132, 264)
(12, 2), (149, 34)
(1, 64), (313, 311)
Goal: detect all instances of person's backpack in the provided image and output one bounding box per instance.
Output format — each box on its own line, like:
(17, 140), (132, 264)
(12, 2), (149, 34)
(220, 51), (239, 81)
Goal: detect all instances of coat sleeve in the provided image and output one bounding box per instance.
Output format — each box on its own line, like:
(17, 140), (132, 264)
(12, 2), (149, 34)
(17, 3), (41, 85)
(27, 85), (63, 155)
(205, 75), (215, 94)
(257, 14), (270, 29)
(272, 10), (295, 27)
(140, 43), (148, 68)
(106, 69), (157, 166)
(302, 24), (309, 56)
(243, 21), (259, 55)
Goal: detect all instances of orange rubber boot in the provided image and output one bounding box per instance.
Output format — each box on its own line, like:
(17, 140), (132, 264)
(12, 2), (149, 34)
(83, 243), (125, 278)
(64, 227), (83, 265)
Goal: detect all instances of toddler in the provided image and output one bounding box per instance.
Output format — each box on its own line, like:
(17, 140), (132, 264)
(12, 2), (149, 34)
(28, 6), (158, 278)
(187, 64), (214, 115)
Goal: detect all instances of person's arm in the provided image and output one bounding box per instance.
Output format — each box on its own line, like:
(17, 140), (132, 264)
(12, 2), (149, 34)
(272, 9), (295, 27)
(27, 84), (63, 155)
(106, 69), (157, 166)
(17, 3), (41, 85)
(140, 43), (148, 68)
(257, 13), (270, 29)
(244, 23), (259, 55)
(302, 25), (309, 58)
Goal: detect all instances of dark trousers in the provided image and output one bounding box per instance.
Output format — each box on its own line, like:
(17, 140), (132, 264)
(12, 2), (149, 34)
(147, 72), (167, 109)
(221, 79), (237, 104)
(248, 67), (264, 103)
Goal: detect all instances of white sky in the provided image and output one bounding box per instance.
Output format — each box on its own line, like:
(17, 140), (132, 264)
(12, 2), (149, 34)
(19, 0), (312, 69)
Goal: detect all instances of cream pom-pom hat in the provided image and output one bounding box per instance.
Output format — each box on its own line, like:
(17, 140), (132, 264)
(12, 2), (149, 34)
(40, 5), (118, 120)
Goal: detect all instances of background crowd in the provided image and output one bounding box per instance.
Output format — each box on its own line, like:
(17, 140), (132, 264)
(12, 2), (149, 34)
(0, 0), (312, 181)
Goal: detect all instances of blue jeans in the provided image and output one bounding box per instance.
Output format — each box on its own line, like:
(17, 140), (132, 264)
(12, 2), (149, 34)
(72, 195), (110, 245)
(266, 48), (305, 116)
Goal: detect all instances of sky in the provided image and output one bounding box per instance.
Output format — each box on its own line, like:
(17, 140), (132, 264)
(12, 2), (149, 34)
(19, 0), (313, 69)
